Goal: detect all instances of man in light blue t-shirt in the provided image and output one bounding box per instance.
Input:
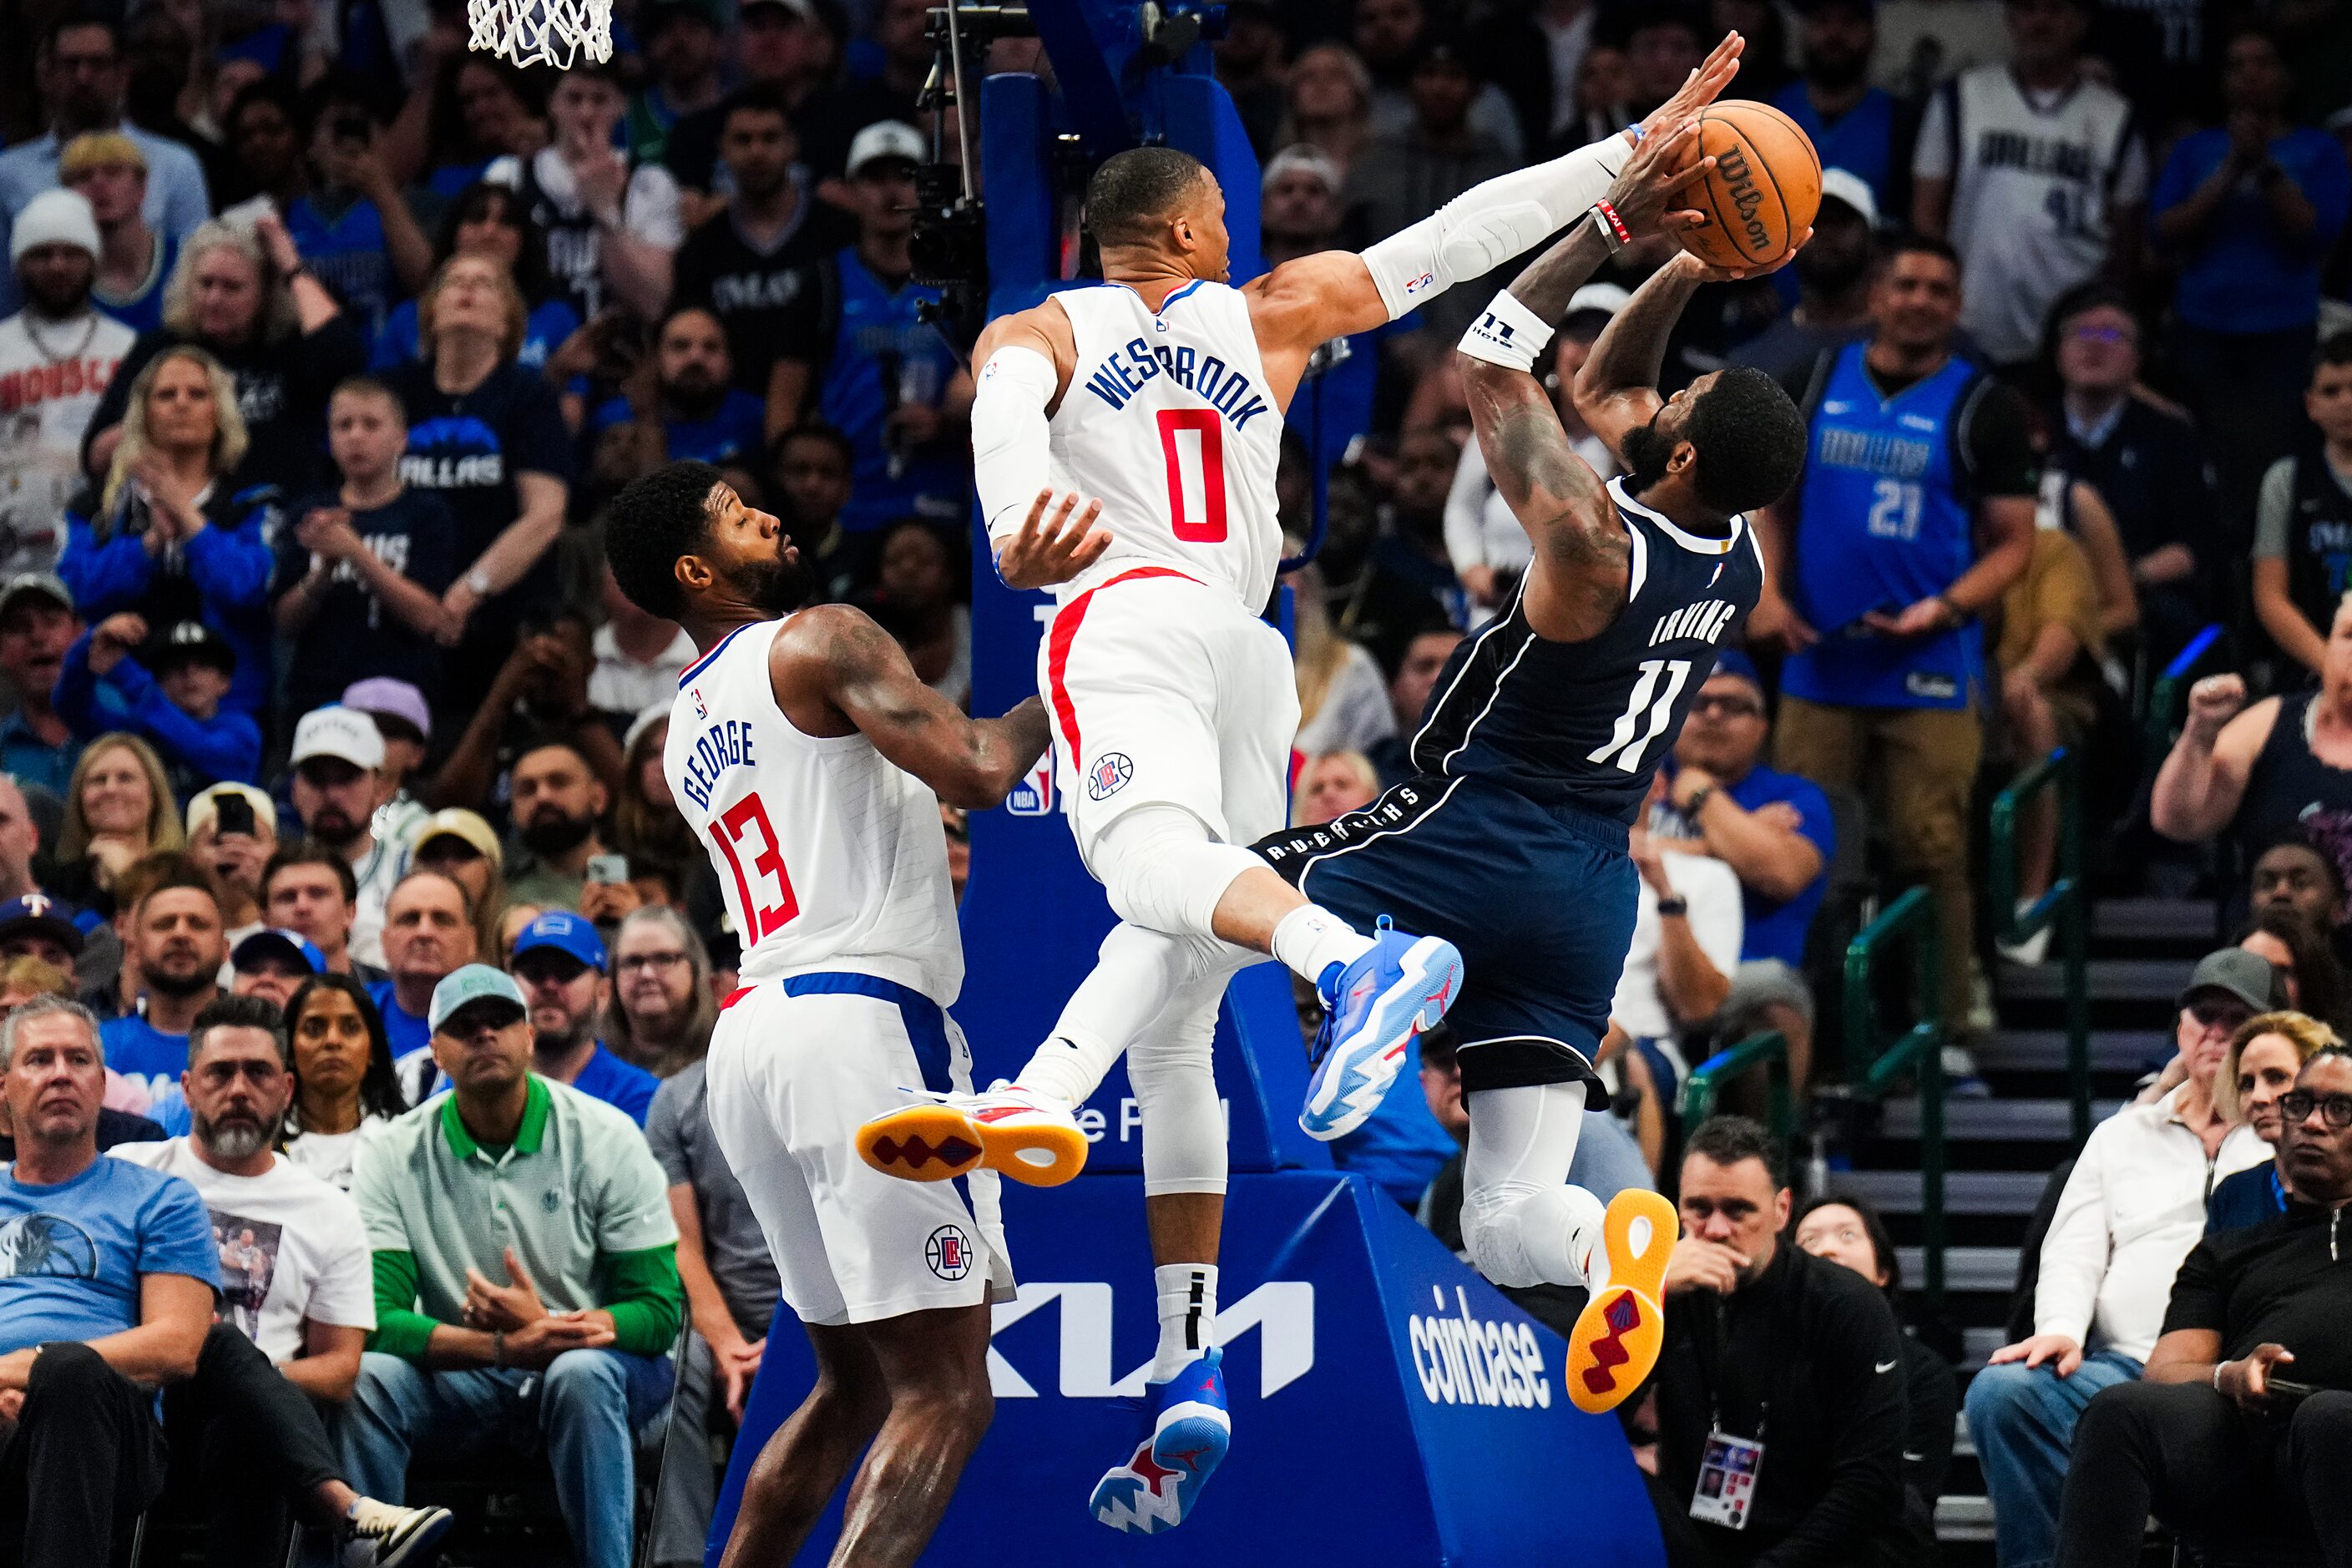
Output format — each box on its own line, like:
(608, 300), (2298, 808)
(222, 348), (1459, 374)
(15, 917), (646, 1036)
(0, 994), (215, 1564)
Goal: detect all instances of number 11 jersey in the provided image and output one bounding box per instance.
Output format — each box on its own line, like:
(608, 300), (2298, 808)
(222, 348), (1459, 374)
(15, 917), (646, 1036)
(1408, 478), (1765, 823)
(1044, 281), (1286, 610)
(667, 618), (964, 1005)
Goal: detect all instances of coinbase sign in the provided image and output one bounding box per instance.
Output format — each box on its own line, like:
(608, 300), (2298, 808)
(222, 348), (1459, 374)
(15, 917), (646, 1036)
(710, 1171), (1665, 1565)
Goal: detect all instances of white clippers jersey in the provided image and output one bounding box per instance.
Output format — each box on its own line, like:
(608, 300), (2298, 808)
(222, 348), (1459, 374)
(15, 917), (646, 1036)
(667, 619), (963, 1005)
(1045, 281), (1285, 609)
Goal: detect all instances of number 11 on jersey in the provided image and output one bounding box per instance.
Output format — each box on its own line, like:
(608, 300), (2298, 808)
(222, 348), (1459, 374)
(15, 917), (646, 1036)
(711, 792), (799, 942)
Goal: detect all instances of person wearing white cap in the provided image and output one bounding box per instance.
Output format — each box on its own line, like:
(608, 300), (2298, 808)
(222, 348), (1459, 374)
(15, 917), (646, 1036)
(818, 122), (974, 534)
(0, 189), (134, 578)
(1727, 167), (1881, 386)
(1442, 282), (1625, 625)
(289, 706), (402, 969)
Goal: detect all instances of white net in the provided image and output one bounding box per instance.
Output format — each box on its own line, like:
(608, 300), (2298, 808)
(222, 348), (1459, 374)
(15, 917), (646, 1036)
(468, 0), (613, 69)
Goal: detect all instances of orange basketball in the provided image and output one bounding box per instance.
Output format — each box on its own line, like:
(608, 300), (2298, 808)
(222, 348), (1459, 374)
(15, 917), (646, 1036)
(1677, 100), (1821, 271)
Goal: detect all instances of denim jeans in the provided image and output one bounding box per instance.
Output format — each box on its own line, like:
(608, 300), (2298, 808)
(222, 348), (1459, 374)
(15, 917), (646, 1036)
(1964, 1347), (2142, 1568)
(337, 1349), (673, 1568)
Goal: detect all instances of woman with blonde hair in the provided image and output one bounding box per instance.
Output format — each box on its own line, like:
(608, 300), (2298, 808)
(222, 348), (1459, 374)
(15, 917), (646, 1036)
(80, 210), (366, 493)
(2208, 1009), (2343, 1232)
(1288, 554), (1394, 757)
(53, 733), (185, 903)
(1293, 749), (1381, 827)
(382, 251), (572, 716)
(1276, 44), (1375, 185)
(59, 345), (278, 716)
(604, 906), (717, 1075)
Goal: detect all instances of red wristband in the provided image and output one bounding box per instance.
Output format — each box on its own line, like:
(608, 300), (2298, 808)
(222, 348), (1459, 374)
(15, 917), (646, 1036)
(1591, 200), (1631, 253)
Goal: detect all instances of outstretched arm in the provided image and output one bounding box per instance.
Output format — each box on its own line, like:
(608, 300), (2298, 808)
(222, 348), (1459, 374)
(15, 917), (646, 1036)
(1572, 254), (1711, 463)
(771, 605), (1052, 809)
(1454, 123), (1715, 642)
(1247, 33), (1745, 399)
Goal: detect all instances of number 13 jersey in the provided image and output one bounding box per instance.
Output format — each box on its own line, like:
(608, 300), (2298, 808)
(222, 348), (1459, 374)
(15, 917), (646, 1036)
(667, 618), (964, 1004)
(1044, 281), (1286, 609)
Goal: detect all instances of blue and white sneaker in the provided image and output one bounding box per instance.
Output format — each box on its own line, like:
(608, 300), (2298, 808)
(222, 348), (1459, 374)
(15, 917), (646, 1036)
(1298, 917), (1464, 1141)
(1089, 1349), (1231, 1535)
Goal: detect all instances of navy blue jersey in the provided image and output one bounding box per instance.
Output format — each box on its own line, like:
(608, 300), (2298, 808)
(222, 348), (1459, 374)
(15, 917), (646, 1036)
(1408, 478), (1764, 823)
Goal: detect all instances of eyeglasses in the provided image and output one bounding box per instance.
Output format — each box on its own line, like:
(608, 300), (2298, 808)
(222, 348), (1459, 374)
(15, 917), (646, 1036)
(2282, 1090), (2352, 1128)
(1689, 694), (1763, 719)
(617, 951), (688, 974)
(2067, 323), (2136, 346)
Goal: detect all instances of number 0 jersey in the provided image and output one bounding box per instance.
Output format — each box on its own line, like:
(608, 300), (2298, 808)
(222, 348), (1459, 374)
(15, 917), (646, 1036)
(667, 618), (963, 1005)
(1408, 478), (1765, 823)
(1044, 281), (1286, 610)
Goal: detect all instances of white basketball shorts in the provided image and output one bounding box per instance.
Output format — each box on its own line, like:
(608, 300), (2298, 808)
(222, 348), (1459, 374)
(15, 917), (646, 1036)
(1037, 568), (1299, 870)
(704, 974), (1014, 1327)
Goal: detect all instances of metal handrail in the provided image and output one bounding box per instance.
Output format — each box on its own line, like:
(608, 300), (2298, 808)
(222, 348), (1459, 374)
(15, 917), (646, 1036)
(1682, 1031), (1795, 1150)
(2142, 622), (2226, 773)
(1843, 887), (1948, 1304)
(1988, 747), (2092, 1146)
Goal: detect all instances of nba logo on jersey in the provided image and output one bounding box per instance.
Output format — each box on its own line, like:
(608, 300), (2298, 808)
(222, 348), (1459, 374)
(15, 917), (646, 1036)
(691, 687), (708, 721)
(1007, 757), (1055, 817)
(926, 1225), (973, 1280)
(1085, 752), (1134, 802)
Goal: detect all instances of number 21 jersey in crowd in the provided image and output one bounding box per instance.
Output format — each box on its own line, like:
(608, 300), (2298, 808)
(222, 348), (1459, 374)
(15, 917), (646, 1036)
(666, 618), (964, 1005)
(1042, 281), (1286, 609)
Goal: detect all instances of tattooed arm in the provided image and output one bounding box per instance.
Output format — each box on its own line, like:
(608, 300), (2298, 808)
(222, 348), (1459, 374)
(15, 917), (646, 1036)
(1456, 217), (1634, 642)
(1571, 254), (1714, 466)
(770, 604), (1052, 807)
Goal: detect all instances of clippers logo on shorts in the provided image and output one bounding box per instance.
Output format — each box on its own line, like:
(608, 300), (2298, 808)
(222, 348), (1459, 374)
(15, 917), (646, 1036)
(927, 1225), (974, 1281)
(1085, 752), (1135, 802)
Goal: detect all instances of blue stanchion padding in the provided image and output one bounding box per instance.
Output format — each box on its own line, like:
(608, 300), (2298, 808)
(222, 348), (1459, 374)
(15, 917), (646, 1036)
(706, 1170), (1667, 1565)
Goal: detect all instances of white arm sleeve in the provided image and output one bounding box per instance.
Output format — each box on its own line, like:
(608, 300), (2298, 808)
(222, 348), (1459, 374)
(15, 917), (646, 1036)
(972, 346), (1060, 545)
(1358, 133), (1631, 321)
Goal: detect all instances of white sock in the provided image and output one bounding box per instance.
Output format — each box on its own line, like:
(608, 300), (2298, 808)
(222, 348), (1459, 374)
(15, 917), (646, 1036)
(1151, 1263), (1218, 1382)
(1270, 904), (1374, 990)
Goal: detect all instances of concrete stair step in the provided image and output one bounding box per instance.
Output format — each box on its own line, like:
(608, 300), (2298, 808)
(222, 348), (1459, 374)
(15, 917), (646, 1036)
(1936, 1494), (1995, 1543)
(2092, 898), (2221, 945)
(1828, 1168), (2054, 1215)
(1879, 1097), (2125, 1142)
(1970, 1029), (2170, 1075)
(1894, 1245), (2019, 1294)
(1995, 957), (2193, 1004)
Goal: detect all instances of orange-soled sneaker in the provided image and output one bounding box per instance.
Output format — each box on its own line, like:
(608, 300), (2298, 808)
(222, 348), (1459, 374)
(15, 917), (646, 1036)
(1565, 1187), (1677, 1414)
(856, 1085), (1090, 1186)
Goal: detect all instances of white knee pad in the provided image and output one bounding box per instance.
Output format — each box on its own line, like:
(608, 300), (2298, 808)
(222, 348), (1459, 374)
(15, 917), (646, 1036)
(1094, 804), (1263, 941)
(1128, 994), (1227, 1197)
(1461, 1181), (1607, 1292)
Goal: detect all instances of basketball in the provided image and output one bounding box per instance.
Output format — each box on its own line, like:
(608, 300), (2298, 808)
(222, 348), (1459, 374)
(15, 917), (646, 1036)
(1677, 100), (1821, 271)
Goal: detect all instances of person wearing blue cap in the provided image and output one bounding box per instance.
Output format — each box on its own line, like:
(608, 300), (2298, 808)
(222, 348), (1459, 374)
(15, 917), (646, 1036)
(230, 927), (326, 1012)
(507, 911), (658, 1126)
(1651, 650), (1837, 1092)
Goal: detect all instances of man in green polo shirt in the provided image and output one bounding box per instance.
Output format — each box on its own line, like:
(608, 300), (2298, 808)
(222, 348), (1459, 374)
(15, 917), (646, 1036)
(337, 965), (684, 1568)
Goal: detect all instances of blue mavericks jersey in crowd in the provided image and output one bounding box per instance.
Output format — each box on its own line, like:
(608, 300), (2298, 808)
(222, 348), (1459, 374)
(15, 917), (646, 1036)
(1408, 477), (1764, 824)
(817, 248), (966, 533)
(284, 195), (396, 339)
(586, 388), (766, 467)
(1782, 341), (1986, 710)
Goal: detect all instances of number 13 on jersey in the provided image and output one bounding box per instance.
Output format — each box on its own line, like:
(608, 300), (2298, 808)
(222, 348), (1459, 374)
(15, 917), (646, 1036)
(710, 792), (799, 941)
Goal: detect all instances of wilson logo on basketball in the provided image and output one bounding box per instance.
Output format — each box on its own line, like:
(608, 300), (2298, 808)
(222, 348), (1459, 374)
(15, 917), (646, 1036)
(1713, 145), (1772, 257)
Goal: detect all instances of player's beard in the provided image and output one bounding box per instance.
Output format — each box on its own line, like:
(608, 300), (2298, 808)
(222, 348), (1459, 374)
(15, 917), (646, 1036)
(733, 548), (815, 617)
(1621, 417), (1676, 497)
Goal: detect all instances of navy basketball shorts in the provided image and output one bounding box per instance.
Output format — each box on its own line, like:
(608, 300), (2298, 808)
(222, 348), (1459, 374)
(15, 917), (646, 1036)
(1253, 772), (1636, 1095)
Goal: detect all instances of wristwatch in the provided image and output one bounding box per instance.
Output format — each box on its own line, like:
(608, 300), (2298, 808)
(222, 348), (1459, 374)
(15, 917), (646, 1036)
(464, 568), (493, 596)
(1656, 896), (1689, 918)
(1681, 783), (1714, 819)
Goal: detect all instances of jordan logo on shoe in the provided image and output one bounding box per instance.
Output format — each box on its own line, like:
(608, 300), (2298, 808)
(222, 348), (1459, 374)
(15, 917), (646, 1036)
(1580, 1291), (1645, 1397)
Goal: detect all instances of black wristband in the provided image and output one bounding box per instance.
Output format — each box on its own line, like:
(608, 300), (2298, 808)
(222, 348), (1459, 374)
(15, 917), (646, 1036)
(1656, 896), (1689, 918)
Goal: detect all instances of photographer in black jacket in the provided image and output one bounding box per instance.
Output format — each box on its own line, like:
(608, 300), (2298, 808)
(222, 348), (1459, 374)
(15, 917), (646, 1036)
(1649, 1116), (1918, 1568)
(2056, 1048), (2352, 1566)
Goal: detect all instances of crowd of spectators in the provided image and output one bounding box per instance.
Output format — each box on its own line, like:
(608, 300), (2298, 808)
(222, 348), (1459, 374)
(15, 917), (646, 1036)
(0, 0), (2349, 1557)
